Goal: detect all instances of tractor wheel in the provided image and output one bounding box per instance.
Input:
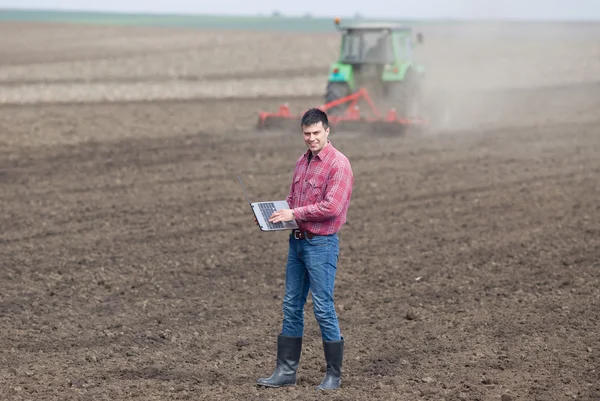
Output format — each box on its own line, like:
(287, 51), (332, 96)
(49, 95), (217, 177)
(387, 70), (419, 118)
(325, 82), (351, 115)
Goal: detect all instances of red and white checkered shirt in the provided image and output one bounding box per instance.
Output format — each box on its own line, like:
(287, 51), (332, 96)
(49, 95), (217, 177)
(287, 140), (354, 236)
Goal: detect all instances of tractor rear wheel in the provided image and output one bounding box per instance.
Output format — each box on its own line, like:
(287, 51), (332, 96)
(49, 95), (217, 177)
(325, 82), (351, 115)
(387, 70), (419, 118)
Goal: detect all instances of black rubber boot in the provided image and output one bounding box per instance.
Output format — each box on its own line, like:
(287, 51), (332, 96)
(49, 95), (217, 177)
(256, 335), (303, 388)
(316, 337), (344, 390)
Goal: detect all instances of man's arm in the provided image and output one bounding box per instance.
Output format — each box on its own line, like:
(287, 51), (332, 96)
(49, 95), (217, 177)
(286, 176), (294, 207)
(286, 157), (302, 207)
(293, 161), (352, 222)
(269, 159), (301, 225)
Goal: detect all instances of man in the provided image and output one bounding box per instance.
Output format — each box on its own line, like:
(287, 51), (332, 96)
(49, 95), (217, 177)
(256, 108), (354, 390)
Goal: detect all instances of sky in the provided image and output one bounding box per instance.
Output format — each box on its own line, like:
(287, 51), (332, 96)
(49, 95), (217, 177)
(1, 0), (600, 20)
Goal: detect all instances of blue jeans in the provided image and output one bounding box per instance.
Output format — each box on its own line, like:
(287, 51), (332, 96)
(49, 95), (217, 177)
(281, 233), (341, 342)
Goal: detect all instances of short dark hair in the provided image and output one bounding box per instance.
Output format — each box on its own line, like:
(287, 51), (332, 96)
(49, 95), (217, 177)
(301, 108), (329, 129)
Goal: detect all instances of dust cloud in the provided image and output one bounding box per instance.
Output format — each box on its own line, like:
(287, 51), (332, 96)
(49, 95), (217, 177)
(416, 21), (600, 135)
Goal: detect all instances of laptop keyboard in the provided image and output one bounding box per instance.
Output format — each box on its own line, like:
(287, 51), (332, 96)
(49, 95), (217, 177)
(259, 202), (284, 229)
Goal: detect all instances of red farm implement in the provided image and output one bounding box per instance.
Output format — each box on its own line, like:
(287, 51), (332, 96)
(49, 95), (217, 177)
(257, 87), (427, 134)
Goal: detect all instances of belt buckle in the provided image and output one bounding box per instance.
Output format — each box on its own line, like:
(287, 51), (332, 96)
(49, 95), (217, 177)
(293, 230), (302, 240)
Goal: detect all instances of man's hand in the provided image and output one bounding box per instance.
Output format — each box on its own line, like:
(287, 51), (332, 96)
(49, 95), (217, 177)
(254, 216), (259, 225)
(269, 209), (295, 223)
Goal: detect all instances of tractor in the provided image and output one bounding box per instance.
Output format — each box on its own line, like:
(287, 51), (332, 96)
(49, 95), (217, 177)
(325, 18), (425, 118)
(256, 19), (427, 134)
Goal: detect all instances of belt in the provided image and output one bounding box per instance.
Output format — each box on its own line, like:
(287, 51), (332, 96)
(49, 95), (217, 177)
(292, 229), (316, 240)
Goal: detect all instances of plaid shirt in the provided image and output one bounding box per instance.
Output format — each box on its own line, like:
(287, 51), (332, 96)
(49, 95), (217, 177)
(287, 141), (354, 235)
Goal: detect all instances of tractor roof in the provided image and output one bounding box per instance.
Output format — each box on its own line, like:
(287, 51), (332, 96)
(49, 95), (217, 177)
(339, 21), (413, 32)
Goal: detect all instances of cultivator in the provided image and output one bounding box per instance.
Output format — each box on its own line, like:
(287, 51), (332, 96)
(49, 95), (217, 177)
(257, 88), (427, 134)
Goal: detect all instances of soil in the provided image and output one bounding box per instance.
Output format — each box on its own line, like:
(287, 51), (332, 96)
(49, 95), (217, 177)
(0, 21), (599, 401)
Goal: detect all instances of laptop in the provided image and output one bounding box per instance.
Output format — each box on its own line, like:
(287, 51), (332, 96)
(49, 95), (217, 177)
(238, 176), (299, 232)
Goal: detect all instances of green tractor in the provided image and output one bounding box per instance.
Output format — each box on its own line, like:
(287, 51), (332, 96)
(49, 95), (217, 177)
(325, 18), (425, 118)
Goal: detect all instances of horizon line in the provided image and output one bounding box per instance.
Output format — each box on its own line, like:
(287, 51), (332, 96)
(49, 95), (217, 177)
(1, 7), (600, 23)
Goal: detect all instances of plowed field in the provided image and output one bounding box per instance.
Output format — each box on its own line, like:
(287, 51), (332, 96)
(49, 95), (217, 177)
(1, 21), (599, 401)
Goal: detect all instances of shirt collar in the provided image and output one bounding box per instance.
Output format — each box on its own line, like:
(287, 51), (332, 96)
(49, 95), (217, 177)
(304, 140), (334, 162)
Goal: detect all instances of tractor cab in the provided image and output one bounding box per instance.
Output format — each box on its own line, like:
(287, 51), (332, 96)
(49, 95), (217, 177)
(339, 28), (395, 65)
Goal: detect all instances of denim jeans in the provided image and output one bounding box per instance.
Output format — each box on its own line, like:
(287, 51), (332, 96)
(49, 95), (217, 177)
(281, 232), (341, 342)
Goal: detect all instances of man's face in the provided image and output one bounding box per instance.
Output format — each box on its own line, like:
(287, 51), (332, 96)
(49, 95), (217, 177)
(302, 121), (329, 154)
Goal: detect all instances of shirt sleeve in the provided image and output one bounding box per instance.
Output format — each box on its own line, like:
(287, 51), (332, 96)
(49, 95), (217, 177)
(286, 159), (300, 207)
(286, 178), (294, 207)
(293, 160), (353, 222)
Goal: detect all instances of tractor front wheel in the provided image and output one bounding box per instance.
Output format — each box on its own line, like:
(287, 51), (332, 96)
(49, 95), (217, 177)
(325, 82), (351, 115)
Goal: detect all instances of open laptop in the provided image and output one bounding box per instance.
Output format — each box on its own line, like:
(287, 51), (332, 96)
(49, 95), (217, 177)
(238, 176), (299, 232)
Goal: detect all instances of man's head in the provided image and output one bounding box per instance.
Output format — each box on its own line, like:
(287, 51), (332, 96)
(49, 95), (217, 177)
(301, 108), (330, 155)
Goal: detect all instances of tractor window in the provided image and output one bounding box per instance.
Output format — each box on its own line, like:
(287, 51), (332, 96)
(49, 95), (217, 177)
(340, 31), (393, 64)
(405, 39), (413, 59)
(395, 35), (411, 60)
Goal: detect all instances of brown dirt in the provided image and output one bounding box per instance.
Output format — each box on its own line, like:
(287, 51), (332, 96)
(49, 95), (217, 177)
(1, 22), (599, 401)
